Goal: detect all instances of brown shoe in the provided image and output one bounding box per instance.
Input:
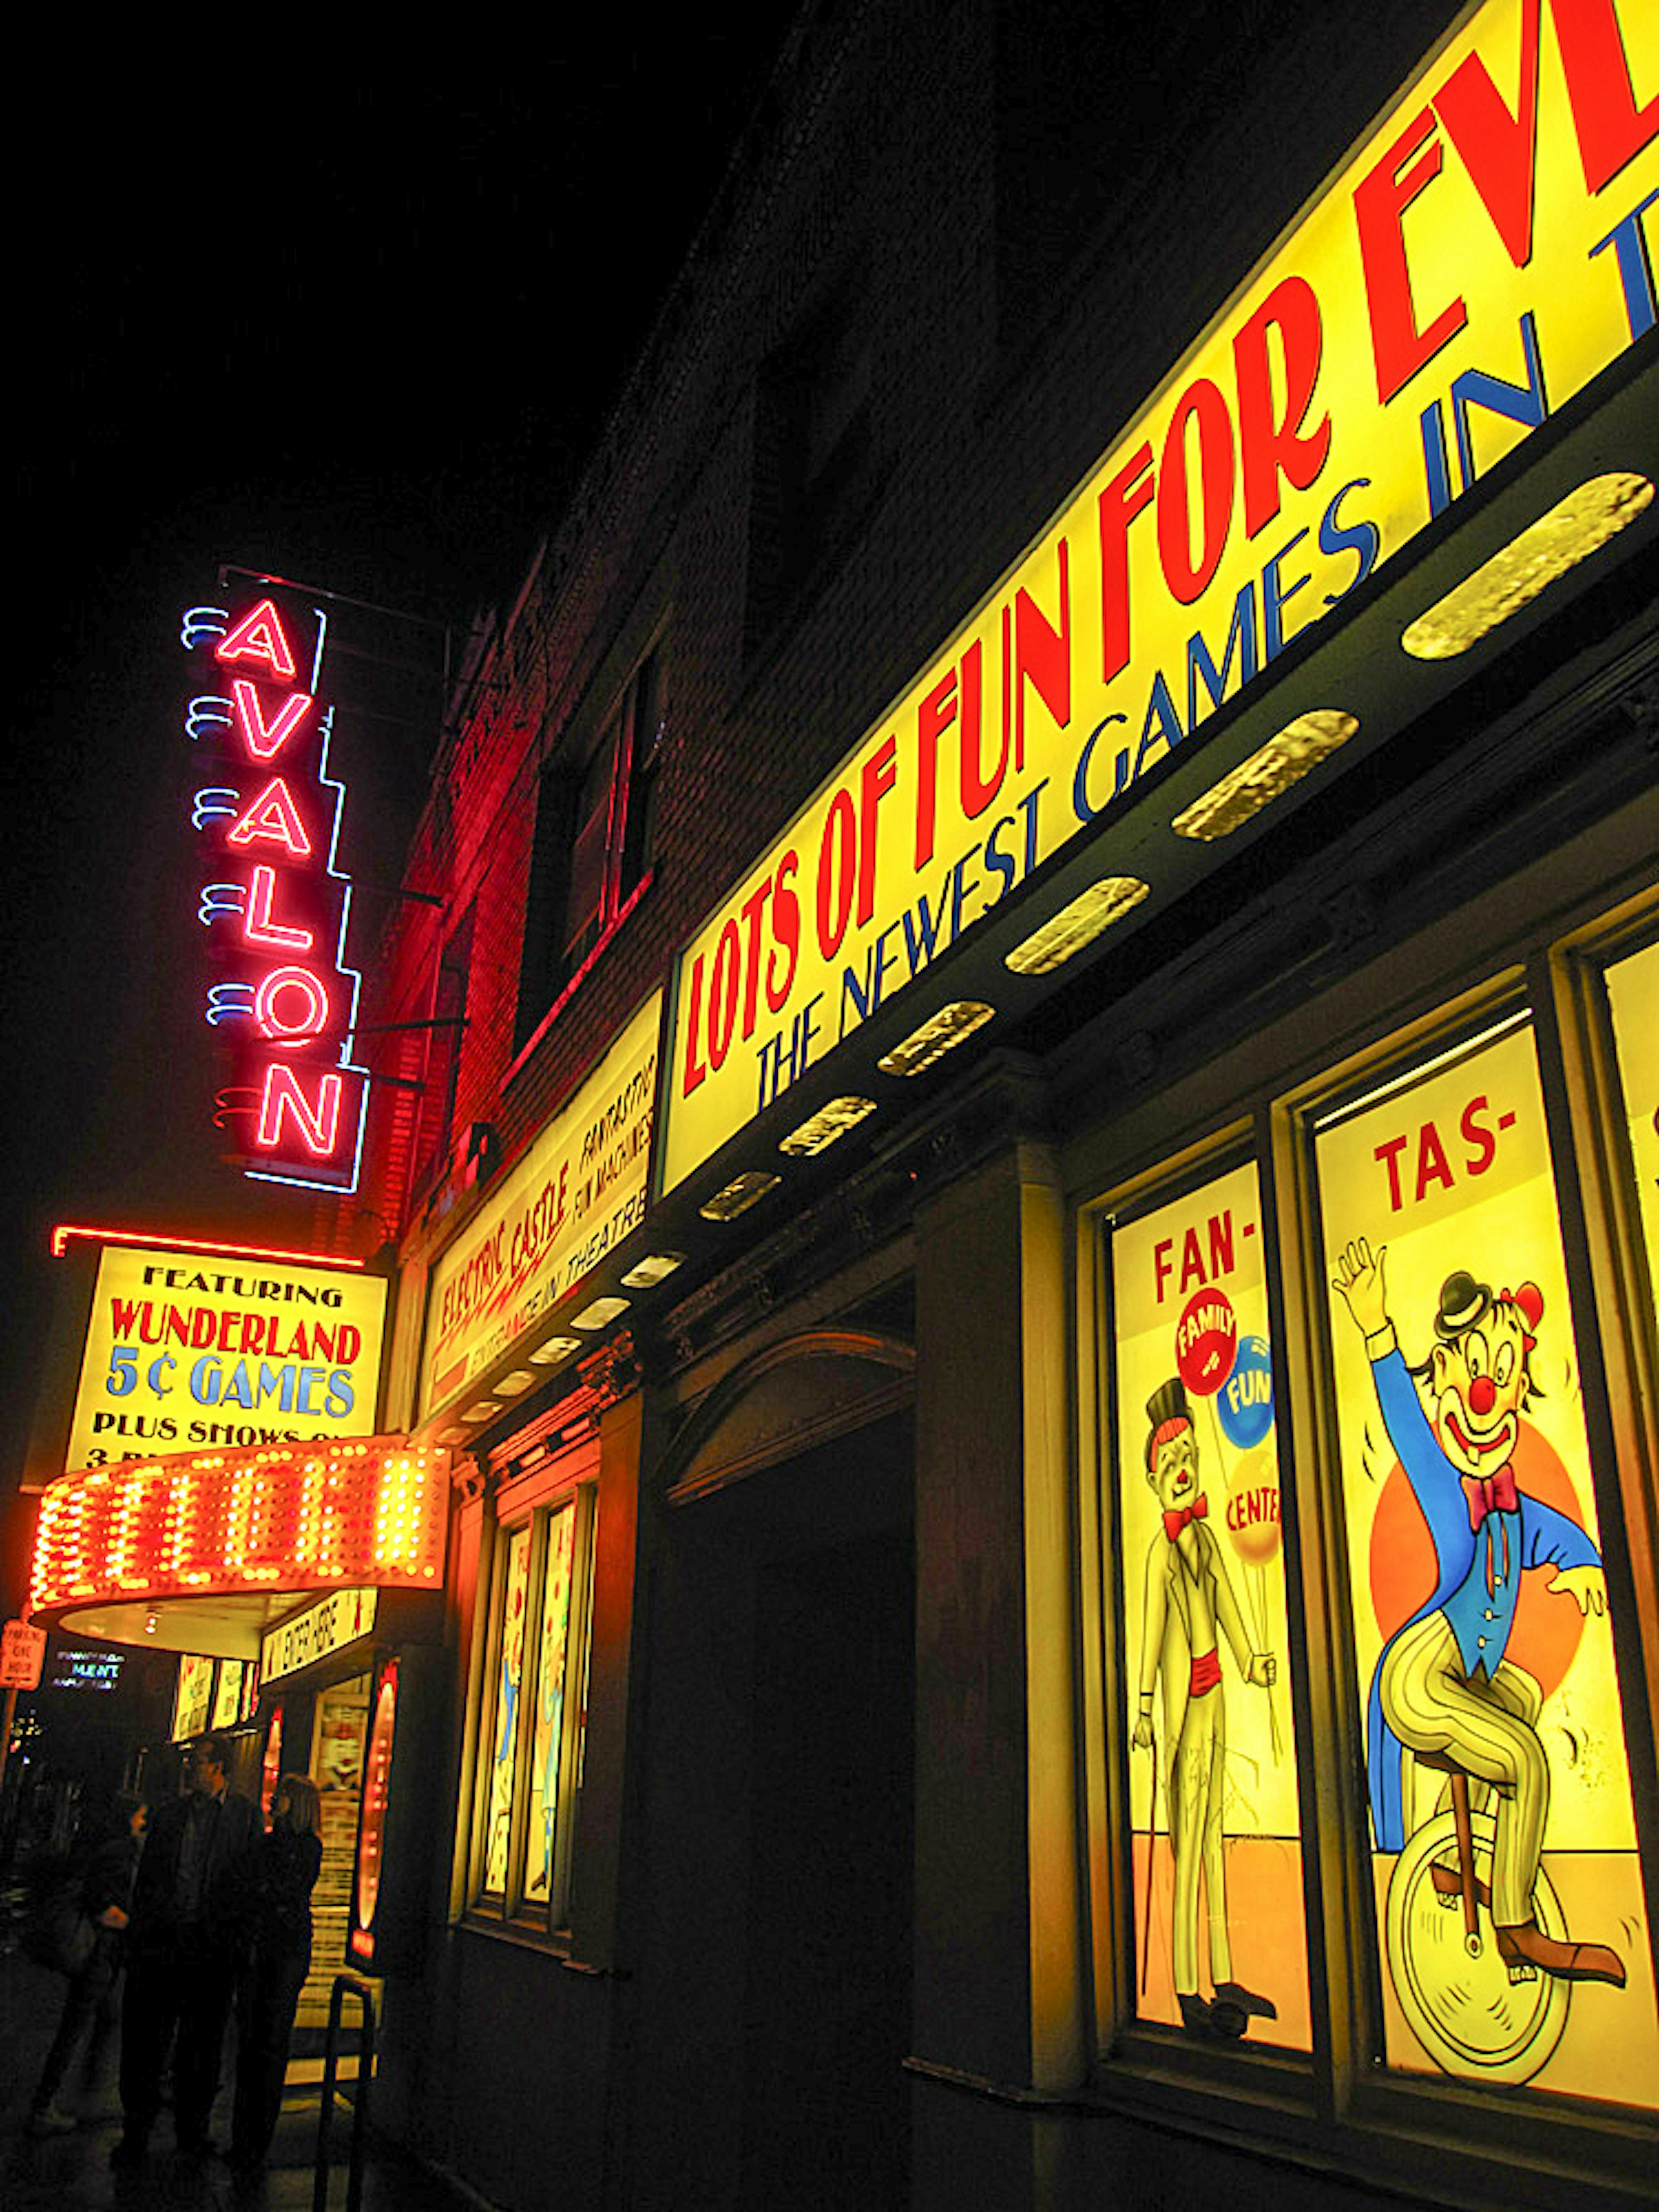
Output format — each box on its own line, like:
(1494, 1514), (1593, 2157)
(1495, 1919), (1626, 1987)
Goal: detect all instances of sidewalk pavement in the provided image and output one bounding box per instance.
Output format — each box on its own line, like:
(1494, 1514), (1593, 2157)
(1, 1931), (485, 2212)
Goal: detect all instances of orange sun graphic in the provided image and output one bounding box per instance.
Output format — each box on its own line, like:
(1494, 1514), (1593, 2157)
(1368, 1421), (1588, 1698)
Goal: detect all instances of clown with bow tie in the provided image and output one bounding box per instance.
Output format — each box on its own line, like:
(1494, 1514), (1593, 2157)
(1133, 1374), (1278, 2039)
(1333, 1238), (1624, 1990)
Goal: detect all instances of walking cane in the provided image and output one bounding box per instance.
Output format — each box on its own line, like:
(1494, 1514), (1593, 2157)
(1139, 1718), (1158, 1997)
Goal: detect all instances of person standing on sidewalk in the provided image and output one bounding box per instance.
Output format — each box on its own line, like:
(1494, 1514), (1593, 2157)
(112, 1734), (258, 2165)
(28, 1792), (147, 2135)
(230, 1773), (323, 2175)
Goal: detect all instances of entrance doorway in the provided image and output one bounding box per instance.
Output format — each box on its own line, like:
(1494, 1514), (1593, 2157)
(741, 1521), (913, 2210)
(632, 1404), (913, 2212)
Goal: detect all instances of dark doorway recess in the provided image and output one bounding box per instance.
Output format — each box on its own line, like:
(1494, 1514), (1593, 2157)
(740, 1519), (914, 2212)
(631, 1403), (913, 2212)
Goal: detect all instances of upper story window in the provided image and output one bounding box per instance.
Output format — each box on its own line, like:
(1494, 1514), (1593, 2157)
(746, 264), (879, 651)
(993, 0), (1276, 344)
(518, 651), (664, 1043)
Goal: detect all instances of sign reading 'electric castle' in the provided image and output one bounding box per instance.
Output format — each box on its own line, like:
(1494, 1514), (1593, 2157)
(181, 583), (369, 1193)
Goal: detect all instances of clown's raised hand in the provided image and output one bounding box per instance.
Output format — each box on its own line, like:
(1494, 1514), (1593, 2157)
(1333, 1238), (1389, 1339)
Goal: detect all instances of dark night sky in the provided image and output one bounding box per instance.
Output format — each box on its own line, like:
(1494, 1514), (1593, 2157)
(2, 28), (787, 1583)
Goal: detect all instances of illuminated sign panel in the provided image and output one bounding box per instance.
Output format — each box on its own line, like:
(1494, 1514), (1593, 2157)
(261, 1585), (378, 1686)
(180, 584), (369, 1192)
(1316, 1018), (1658, 2099)
(349, 1654), (398, 1966)
(64, 1241), (388, 1475)
(662, 0), (1658, 1192)
(421, 992), (660, 1420)
(1605, 937), (1658, 1278)
(29, 1437), (448, 1617)
(48, 1646), (126, 1693)
(1113, 1162), (1309, 2045)
(173, 1652), (215, 1740)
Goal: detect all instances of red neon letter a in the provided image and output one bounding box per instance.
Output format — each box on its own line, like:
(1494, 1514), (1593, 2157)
(227, 778), (312, 858)
(216, 599), (298, 683)
(231, 679), (313, 760)
(256, 1064), (342, 1156)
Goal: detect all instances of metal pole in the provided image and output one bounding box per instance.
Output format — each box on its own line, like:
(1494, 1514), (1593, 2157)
(314, 1976), (376, 2212)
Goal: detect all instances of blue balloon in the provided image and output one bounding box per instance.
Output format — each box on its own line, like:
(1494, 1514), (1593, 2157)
(1217, 1334), (1273, 1449)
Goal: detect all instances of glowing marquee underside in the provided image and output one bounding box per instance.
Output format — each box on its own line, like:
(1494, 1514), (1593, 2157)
(28, 1437), (449, 1615)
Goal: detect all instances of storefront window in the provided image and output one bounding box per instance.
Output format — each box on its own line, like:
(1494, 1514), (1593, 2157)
(523, 1502), (578, 1909)
(473, 1488), (595, 1931)
(483, 1523), (532, 1897)
(1605, 938), (1658, 1294)
(172, 1652), (214, 1740)
(305, 1675), (375, 2031)
(210, 1659), (245, 1732)
(1313, 1015), (1658, 2102)
(1109, 1159), (1309, 2046)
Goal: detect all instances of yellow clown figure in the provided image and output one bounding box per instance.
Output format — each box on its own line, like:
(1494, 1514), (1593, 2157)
(1134, 1376), (1278, 2039)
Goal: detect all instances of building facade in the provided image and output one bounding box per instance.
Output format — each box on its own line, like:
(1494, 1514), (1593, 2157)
(349, 4), (1658, 2207)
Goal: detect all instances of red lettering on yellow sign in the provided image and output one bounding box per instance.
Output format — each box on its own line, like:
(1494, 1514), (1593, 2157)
(1371, 1092), (1519, 1211)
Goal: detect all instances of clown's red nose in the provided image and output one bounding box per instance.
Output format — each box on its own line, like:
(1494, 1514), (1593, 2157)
(1468, 1375), (1497, 1416)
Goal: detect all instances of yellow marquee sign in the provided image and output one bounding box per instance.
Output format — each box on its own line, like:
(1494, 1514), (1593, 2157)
(663, 0), (1657, 1192)
(422, 991), (661, 1420)
(64, 1243), (388, 1475)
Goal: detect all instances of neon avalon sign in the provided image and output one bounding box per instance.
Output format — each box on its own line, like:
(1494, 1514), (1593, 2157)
(180, 585), (369, 1192)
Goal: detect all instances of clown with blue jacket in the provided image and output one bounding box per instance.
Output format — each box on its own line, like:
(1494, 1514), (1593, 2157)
(1333, 1237), (1624, 1990)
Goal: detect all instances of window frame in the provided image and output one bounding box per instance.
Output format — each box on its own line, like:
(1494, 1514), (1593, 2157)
(745, 258), (882, 656)
(1086, 1139), (1312, 2056)
(515, 649), (665, 1055)
(466, 1477), (597, 1941)
(1071, 889), (1659, 2191)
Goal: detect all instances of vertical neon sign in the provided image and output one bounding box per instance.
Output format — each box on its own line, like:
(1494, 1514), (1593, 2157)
(181, 585), (369, 1192)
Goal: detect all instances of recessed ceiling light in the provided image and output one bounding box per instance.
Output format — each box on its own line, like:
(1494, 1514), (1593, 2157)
(1402, 471), (1653, 660)
(1172, 710), (1359, 841)
(620, 1252), (686, 1289)
(528, 1336), (582, 1365)
(779, 1097), (878, 1155)
(572, 1296), (631, 1331)
(699, 1172), (782, 1221)
(1004, 879), (1150, 973)
(436, 1427), (470, 1445)
(495, 1370), (538, 1395)
(461, 1401), (502, 1424)
(877, 1001), (995, 1077)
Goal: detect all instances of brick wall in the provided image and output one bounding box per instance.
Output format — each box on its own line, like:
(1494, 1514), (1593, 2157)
(356, 0), (1462, 1258)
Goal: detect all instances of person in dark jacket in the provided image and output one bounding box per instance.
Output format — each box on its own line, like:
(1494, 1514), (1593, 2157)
(112, 1733), (259, 2164)
(230, 1773), (324, 2174)
(28, 1792), (147, 2133)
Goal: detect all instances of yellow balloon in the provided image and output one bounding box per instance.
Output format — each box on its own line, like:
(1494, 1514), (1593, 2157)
(1223, 1443), (1282, 1563)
